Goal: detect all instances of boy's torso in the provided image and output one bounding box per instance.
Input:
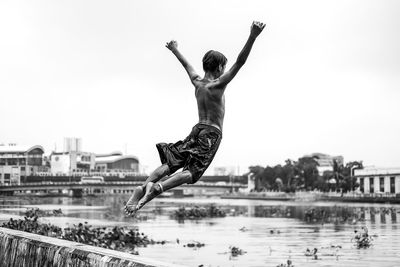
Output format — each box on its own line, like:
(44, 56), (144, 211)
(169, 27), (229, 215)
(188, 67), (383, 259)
(194, 79), (226, 132)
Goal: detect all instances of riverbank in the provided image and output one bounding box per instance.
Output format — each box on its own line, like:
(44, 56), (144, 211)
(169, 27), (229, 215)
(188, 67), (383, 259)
(222, 191), (400, 204)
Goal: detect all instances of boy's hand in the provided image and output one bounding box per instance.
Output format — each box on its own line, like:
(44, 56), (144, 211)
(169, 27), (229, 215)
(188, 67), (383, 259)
(250, 21), (266, 38)
(166, 40), (178, 51)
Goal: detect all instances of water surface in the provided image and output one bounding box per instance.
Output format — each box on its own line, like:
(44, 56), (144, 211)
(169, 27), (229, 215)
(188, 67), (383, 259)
(1, 196), (399, 267)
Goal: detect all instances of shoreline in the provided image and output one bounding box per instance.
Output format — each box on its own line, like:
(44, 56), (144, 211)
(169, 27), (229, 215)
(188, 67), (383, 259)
(221, 192), (400, 204)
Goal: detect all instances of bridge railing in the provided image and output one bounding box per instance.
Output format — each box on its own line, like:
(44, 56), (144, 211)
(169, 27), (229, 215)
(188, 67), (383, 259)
(0, 181), (247, 188)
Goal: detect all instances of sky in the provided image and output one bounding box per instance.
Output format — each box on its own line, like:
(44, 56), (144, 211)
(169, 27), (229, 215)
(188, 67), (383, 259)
(1, 0), (399, 175)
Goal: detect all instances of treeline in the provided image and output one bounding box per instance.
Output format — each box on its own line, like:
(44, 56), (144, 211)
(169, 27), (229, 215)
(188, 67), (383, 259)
(248, 157), (363, 192)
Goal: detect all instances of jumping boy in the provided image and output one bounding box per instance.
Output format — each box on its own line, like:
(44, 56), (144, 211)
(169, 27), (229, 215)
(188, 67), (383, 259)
(124, 21), (265, 216)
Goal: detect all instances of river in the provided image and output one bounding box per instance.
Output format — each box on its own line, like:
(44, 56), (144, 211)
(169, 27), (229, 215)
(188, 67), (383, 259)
(1, 195), (400, 267)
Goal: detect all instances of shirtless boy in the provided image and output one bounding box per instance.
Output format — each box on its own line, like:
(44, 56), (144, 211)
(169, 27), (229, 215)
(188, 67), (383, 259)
(124, 21), (265, 216)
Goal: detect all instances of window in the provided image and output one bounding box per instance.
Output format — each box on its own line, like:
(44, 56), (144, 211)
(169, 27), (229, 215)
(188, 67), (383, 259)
(369, 177), (374, 193)
(4, 173), (10, 183)
(390, 177), (395, 194)
(379, 177), (385, 192)
(360, 178), (364, 193)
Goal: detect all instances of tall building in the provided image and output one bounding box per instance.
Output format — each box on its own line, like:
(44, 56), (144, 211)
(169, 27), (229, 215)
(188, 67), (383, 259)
(50, 137), (95, 175)
(303, 152), (344, 175)
(64, 137), (82, 152)
(0, 143), (44, 185)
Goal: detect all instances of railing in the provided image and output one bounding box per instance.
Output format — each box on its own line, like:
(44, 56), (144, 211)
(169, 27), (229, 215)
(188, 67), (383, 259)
(34, 172), (145, 177)
(0, 181), (246, 188)
(321, 191), (400, 199)
(232, 190), (400, 200)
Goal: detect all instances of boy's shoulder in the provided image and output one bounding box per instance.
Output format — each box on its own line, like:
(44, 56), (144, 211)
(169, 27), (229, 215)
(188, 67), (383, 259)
(195, 78), (226, 90)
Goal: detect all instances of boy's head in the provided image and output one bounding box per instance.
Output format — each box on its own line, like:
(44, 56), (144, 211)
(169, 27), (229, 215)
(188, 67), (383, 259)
(202, 50), (227, 76)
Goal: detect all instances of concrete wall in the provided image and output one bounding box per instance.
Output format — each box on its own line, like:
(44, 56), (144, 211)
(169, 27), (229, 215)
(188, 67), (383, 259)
(0, 227), (185, 267)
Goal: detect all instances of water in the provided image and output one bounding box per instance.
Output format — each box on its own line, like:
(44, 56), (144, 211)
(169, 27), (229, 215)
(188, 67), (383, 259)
(1, 196), (400, 267)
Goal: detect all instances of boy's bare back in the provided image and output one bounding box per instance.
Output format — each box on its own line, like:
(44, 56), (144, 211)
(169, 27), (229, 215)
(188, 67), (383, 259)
(194, 79), (226, 131)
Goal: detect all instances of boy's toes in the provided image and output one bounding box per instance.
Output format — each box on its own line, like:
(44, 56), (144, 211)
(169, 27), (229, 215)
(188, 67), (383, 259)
(124, 206), (134, 216)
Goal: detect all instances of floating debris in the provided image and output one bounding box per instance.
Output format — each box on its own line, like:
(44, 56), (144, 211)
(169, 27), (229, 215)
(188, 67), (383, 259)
(269, 229), (281, 234)
(229, 246), (246, 257)
(63, 222), (163, 252)
(276, 259), (294, 267)
(352, 226), (374, 248)
(305, 248), (319, 260)
(173, 205), (226, 220)
(2, 208), (164, 254)
(184, 241), (205, 248)
(24, 208), (63, 218)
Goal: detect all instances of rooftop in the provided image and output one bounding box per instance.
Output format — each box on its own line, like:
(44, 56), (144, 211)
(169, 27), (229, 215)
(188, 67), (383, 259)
(354, 167), (400, 176)
(0, 144), (44, 154)
(95, 155), (138, 164)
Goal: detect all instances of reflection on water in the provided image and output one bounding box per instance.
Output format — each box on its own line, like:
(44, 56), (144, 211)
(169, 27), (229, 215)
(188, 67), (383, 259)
(1, 196), (400, 267)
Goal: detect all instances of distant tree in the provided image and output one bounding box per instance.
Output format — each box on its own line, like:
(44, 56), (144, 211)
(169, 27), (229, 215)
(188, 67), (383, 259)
(322, 170), (335, 191)
(274, 177), (284, 191)
(340, 161), (364, 192)
(282, 159), (295, 189)
(262, 166), (275, 189)
(248, 165), (265, 191)
(247, 158), (363, 193)
(295, 157), (319, 190)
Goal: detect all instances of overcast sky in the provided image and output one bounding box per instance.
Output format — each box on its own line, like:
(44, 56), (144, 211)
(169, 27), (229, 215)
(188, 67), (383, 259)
(1, 0), (399, 174)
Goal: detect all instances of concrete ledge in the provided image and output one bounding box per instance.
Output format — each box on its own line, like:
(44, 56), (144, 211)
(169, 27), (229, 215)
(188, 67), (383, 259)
(0, 227), (186, 267)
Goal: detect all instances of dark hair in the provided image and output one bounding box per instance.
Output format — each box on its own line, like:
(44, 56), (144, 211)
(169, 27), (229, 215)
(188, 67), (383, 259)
(202, 50), (227, 72)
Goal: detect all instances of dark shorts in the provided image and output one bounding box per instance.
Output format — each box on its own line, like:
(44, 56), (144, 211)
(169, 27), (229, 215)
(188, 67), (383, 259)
(156, 123), (222, 184)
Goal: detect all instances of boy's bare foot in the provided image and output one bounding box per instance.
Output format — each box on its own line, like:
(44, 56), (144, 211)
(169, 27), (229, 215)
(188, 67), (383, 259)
(124, 186), (145, 216)
(136, 182), (163, 211)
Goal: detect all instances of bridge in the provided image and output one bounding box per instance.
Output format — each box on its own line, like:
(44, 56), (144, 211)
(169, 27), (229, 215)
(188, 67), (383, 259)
(0, 181), (247, 197)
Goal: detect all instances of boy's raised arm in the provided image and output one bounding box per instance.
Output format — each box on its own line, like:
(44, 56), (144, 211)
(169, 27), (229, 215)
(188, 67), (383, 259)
(214, 21), (265, 88)
(166, 40), (200, 85)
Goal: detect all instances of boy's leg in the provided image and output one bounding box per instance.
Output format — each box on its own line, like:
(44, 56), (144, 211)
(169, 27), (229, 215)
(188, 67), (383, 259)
(142, 163), (170, 188)
(124, 163), (170, 215)
(136, 170), (192, 210)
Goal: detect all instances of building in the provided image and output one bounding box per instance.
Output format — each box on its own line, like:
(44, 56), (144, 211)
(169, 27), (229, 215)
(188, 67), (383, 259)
(95, 152), (139, 173)
(64, 137), (82, 153)
(50, 137), (97, 175)
(304, 152), (344, 175)
(0, 144), (45, 185)
(50, 151), (96, 175)
(354, 167), (400, 195)
(213, 166), (237, 176)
